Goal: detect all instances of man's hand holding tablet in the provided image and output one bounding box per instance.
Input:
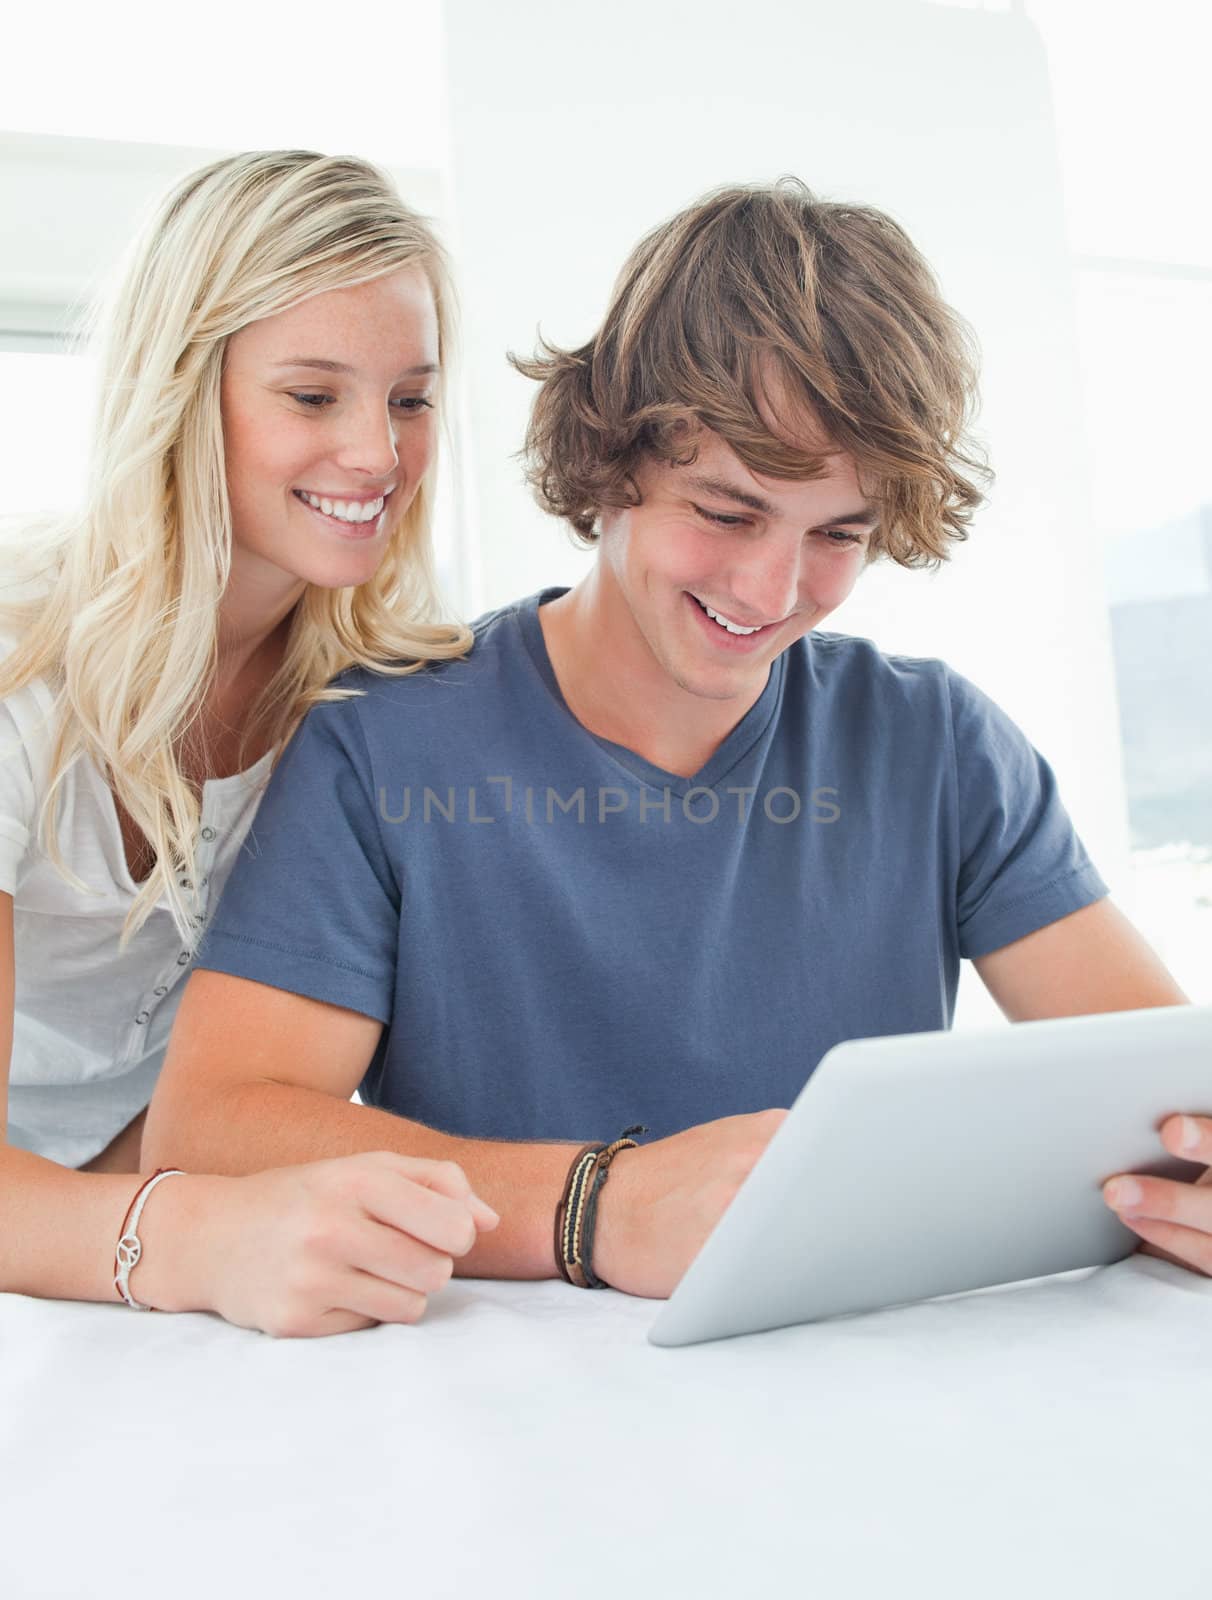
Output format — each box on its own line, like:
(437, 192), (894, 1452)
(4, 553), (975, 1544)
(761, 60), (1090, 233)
(1104, 1115), (1212, 1274)
(648, 1005), (1212, 1346)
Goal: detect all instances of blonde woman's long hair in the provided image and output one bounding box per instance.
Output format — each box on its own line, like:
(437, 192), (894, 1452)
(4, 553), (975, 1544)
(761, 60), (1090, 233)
(0, 149), (470, 945)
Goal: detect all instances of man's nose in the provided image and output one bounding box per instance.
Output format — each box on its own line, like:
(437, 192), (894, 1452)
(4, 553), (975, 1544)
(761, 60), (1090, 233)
(729, 535), (802, 624)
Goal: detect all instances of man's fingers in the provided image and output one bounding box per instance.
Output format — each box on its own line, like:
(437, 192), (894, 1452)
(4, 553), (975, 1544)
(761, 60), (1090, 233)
(1113, 1215), (1212, 1277)
(1103, 1172), (1212, 1231)
(1160, 1114), (1212, 1167)
(1101, 1117), (1212, 1266)
(1137, 1237), (1198, 1272)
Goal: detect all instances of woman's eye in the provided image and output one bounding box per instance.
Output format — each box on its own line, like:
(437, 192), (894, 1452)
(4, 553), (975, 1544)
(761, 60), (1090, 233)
(288, 393), (433, 413)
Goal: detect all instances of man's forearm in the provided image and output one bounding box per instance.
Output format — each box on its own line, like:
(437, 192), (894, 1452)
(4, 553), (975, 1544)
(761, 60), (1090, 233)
(143, 1081), (574, 1280)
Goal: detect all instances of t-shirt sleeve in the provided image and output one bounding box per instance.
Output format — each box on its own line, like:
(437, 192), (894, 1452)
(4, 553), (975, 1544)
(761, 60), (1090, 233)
(0, 653), (56, 897)
(0, 698), (37, 895)
(946, 666), (1110, 959)
(196, 695), (398, 1022)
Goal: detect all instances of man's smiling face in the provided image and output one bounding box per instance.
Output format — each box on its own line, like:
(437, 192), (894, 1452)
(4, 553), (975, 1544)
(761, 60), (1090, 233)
(597, 427), (877, 708)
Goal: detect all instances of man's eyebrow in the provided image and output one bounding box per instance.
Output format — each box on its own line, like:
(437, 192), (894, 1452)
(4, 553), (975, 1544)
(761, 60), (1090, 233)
(270, 357), (440, 377)
(827, 507), (881, 529)
(682, 472), (879, 527)
(683, 473), (778, 514)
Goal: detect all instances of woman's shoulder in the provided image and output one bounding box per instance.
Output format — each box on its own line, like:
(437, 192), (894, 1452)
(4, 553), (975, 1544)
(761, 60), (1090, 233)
(0, 630), (60, 889)
(0, 628), (58, 745)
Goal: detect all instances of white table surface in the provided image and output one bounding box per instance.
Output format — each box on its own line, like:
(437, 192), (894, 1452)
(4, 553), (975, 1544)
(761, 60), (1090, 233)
(2, 1256), (1210, 1600)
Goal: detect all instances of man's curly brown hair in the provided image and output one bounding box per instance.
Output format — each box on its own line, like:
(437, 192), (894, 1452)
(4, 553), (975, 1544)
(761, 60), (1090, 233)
(511, 179), (990, 569)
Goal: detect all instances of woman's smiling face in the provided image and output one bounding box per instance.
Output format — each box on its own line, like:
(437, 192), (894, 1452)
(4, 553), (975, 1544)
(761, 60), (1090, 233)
(219, 266), (440, 594)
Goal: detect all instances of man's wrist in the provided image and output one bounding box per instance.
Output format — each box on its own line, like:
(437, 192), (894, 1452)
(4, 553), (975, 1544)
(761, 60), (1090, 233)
(584, 1145), (639, 1289)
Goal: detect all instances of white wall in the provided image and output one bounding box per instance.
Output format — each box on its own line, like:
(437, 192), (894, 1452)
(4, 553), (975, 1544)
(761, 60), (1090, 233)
(0, 132), (448, 344)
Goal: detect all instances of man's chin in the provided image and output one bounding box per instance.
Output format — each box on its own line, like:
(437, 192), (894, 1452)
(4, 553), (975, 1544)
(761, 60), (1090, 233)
(668, 656), (772, 704)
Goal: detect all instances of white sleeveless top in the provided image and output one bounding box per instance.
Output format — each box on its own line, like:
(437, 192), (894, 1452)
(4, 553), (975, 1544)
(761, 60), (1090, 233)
(0, 644), (272, 1168)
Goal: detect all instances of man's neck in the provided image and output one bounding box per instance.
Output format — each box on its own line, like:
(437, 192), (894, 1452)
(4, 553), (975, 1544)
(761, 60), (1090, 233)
(537, 570), (767, 779)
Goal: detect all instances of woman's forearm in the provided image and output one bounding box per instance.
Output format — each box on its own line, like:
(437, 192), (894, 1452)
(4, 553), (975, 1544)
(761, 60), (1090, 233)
(0, 1142), (211, 1307)
(144, 1078), (574, 1281)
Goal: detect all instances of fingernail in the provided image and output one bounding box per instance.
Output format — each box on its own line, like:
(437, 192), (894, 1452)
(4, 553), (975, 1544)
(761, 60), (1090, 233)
(1178, 1116), (1201, 1153)
(1107, 1178), (1142, 1209)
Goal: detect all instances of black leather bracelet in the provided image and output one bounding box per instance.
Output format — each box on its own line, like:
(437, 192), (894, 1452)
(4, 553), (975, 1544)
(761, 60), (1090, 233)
(553, 1142), (603, 1286)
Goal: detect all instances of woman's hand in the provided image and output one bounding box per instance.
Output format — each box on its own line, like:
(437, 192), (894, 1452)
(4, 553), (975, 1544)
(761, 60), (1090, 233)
(141, 1152), (498, 1336)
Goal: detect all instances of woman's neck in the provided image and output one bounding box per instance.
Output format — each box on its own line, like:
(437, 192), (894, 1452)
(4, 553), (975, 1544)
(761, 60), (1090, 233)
(193, 561), (305, 779)
(216, 551), (306, 683)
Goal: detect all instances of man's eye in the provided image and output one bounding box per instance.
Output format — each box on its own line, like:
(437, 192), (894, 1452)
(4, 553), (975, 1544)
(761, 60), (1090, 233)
(693, 503), (748, 528)
(823, 530), (864, 544)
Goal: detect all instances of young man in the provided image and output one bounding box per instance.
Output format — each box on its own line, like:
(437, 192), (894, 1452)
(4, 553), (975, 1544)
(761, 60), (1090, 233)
(144, 181), (1204, 1314)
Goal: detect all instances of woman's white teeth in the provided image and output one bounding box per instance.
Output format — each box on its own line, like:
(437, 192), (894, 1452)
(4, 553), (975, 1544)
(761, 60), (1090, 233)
(299, 490), (385, 523)
(703, 603), (761, 636)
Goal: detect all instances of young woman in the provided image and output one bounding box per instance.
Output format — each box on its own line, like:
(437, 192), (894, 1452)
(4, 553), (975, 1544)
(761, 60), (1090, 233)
(0, 150), (497, 1337)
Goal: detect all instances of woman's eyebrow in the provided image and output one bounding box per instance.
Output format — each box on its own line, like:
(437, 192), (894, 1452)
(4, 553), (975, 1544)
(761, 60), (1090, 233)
(270, 357), (439, 377)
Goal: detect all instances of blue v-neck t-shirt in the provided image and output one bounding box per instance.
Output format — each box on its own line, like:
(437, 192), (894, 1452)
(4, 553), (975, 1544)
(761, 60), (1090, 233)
(196, 589), (1109, 1141)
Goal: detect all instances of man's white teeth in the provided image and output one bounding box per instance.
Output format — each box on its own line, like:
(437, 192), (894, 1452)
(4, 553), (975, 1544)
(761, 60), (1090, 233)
(299, 490), (385, 523)
(703, 604), (761, 636)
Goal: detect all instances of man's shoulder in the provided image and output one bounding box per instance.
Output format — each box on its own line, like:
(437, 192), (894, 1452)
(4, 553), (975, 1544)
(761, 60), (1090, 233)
(791, 632), (1021, 773)
(793, 628), (954, 709)
(318, 594), (540, 739)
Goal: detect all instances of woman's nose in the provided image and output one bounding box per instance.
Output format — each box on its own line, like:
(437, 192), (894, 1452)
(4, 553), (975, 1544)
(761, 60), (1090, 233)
(334, 400), (400, 479)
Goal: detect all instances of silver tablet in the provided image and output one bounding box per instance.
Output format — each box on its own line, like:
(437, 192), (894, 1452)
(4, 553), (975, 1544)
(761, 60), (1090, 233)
(648, 1003), (1212, 1347)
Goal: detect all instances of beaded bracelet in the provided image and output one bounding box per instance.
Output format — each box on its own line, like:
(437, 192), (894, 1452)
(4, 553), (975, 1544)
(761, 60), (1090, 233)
(554, 1143), (604, 1287)
(553, 1127), (646, 1288)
